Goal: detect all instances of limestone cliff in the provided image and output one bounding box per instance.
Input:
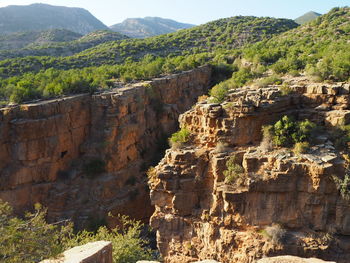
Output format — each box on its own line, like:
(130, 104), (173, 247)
(0, 66), (211, 227)
(150, 79), (350, 263)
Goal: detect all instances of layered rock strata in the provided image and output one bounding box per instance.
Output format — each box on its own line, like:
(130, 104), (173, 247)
(150, 81), (350, 263)
(0, 66), (211, 226)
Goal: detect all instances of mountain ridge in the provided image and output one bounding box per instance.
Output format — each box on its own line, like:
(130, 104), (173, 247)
(0, 3), (109, 35)
(110, 16), (194, 38)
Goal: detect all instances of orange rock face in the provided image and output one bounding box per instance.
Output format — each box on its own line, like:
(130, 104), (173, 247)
(0, 66), (211, 227)
(150, 81), (350, 263)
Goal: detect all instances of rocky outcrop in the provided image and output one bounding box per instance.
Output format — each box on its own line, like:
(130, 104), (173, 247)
(41, 241), (112, 263)
(0, 66), (211, 227)
(150, 80), (350, 263)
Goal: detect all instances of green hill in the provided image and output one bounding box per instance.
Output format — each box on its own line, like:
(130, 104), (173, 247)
(0, 30), (129, 60)
(295, 11), (322, 25)
(0, 3), (108, 35)
(215, 7), (350, 89)
(110, 17), (194, 38)
(0, 29), (82, 51)
(0, 16), (298, 77)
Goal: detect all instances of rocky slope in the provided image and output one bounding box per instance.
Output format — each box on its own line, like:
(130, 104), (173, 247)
(0, 66), (211, 228)
(0, 3), (108, 35)
(149, 78), (350, 262)
(110, 17), (194, 38)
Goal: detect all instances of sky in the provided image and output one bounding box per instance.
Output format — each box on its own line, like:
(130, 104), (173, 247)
(0, 0), (349, 26)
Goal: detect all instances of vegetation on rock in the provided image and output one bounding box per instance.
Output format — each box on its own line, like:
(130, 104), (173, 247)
(169, 127), (191, 148)
(223, 156), (245, 185)
(0, 199), (157, 263)
(261, 116), (317, 151)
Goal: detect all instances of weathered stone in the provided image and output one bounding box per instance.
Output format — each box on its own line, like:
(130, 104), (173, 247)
(150, 80), (350, 263)
(257, 256), (335, 263)
(41, 241), (112, 263)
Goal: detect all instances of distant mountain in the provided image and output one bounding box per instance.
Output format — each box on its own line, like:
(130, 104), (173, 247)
(110, 17), (194, 38)
(295, 11), (322, 25)
(0, 3), (109, 35)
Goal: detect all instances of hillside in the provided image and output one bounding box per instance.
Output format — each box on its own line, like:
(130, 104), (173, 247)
(0, 3), (108, 35)
(0, 30), (129, 60)
(110, 17), (194, 38)
(221, 7), (350, 88)
(0, 16), (298, 79)
(0, 29), (82, 51)
(295, 11), (322, 24)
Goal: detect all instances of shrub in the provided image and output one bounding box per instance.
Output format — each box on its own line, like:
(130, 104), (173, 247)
(169, 127), (191, 148)
(264, 224), (286, 245)
(223, 156), (245, 185)
(0, 201), (72, 263)
(83, 159), (106, 178)
(293, 141), (310, 155)
(214, 141), (229, 153)
(209, 81), (230, 103)
(273, 115), (298, 147)
(0, 200), (158, 263)
(279, 84), (293, 96)
(146, 166), (157, 180)
(330, 124), (350, 149)
(273, 116), (316, 147)
(197, 94), (208, 102)
(65, 214), (156, 263)
(260, 125), (274, 151)
(255, 75), (282, 88)
(332, 174), (350, 200)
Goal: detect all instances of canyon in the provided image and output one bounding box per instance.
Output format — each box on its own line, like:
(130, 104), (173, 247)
(0, 65), (211, 227)
(149, 78), (350, 262)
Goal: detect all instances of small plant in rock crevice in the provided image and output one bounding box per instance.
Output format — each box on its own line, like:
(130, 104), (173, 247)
(262, 224), (287, 245)
(169, 127), (191, 149)
(332, 173), (350, 200)
(223, 155), (245, 185)
(279, 83), (294, 96)
(293, 141), (310, 155)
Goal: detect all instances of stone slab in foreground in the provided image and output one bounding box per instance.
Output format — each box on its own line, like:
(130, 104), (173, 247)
(257, 256), (336, 263)
(41, 241), (112, 263)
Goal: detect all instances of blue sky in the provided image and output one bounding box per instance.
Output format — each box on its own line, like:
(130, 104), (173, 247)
(0, 0), (349, 25)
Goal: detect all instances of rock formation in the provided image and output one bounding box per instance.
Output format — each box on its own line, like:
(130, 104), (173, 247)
(150, 79), (350, 262)
(0, 66), (211, 227)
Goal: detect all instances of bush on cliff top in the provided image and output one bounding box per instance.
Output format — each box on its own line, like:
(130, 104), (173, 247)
(261, 116), (317, 152)
(272, 116), (316, 147)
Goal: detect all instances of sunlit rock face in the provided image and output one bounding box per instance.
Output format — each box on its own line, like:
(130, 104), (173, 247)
(0, 66), (211, 227)
(150, 80), (350, 263)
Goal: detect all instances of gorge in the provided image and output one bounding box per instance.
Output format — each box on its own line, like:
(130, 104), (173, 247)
(0, 66), (211, 227)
